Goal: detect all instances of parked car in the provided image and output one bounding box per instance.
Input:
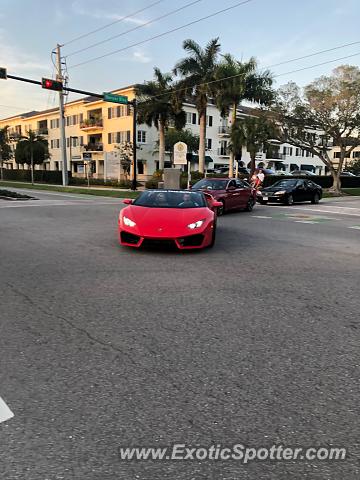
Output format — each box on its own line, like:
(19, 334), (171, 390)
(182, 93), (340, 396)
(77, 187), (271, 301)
(257, 179), (322, 205)
(191, 177), (256, 214)
(341, 171), (356, 177)
(118, 190), (222, 250)
(290, 169), (317, 177)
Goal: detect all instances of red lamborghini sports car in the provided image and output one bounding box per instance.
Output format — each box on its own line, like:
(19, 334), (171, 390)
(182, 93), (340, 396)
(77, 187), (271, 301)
(118, 190), (222, 250)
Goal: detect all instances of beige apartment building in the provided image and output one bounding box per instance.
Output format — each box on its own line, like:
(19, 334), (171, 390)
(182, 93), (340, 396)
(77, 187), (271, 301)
(0, 85), (154, 181)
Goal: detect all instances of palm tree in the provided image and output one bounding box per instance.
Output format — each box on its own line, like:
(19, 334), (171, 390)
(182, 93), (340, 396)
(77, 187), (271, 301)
(15, 129), (49, 185)
(174, 38), (221, 173)
(231, 114), (279, 175)
(0, 126), (12, 180)
(216, 54), (274, 177)
(136, 67), (185, 171)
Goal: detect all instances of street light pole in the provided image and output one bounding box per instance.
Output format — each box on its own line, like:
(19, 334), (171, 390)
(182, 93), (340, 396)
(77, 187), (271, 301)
(55, 44), (68, 186)
(131, 99), (137, 191)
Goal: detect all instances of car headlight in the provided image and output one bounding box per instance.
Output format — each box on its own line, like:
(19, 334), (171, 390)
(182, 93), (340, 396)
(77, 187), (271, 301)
(274, 190), (286, 195)
(123, 216), (136, 227)
(188, 220), (204, 229)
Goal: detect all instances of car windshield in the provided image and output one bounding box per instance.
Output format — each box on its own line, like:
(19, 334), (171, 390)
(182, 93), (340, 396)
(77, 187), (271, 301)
(271, 180), (298, 188)
(133, 190), (206, 208)
(192, 179), (228, 190)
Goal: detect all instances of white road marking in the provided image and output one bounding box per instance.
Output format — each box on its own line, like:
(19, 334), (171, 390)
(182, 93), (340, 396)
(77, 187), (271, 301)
(0, 201), (120, 209)
(349, 226), (360, 230)
(295, 220), (317, 224)
(251, 215), (272, 219)
(266, 205), (360, 217)
(0, 396), (14, 423)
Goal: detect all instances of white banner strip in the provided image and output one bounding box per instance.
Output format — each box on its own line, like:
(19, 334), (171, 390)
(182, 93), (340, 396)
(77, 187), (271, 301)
(0, 396), (14, 423)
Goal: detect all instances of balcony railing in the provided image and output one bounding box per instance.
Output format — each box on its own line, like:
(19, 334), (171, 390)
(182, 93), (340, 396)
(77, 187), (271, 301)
(218, 126), (230, 135)
(266, 152), (285, 160)
(84, 143), (103, 152)
(80, 119), (103, 130)
(37, 128), (49, 135)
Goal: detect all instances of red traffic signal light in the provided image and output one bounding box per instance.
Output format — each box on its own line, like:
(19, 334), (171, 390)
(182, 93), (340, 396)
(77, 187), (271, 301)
(42, 77), (63, 91)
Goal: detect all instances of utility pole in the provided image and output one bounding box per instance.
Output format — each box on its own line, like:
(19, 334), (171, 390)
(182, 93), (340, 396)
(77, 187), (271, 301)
(131, 99), (137, 191)
(55, 44), (68, 186)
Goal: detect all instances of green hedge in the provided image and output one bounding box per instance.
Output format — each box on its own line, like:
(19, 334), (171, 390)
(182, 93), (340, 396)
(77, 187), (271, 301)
(263, 175), (360, 188)
(3, 169), (65, 184)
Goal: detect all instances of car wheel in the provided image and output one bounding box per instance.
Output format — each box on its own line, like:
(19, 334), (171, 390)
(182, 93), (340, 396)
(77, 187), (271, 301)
(311, 193), (320, 204)
(285, 194), (294, 206)
(217, 200), (225, 216)
(245, 197), (255, 212)
(209, 222), (217, 248)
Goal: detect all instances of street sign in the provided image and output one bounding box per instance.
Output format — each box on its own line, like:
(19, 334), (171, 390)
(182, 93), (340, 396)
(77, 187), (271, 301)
(173, 142), (188, 165)
(83, 152), (92, 160)
(103, 92), (128, 104)
(0, 67), (7, 79)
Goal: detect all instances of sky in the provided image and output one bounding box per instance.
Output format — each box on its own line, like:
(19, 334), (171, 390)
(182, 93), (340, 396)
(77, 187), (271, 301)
(1, 0), (360, 119)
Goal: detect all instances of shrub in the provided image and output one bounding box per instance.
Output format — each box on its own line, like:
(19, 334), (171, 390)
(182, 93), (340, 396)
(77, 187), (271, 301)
(3, 169), (65, 184)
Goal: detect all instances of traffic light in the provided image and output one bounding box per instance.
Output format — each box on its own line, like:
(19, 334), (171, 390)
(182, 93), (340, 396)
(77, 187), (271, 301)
(0, 67), (7, 79)
(41, 77), (63, 91)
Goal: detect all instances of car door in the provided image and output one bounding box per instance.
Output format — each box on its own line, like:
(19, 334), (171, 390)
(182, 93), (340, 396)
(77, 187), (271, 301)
(294, 180), (307, 202)
(225, 179), (239, 209)
(302, 180), (313, 201)
(235, 179), (251, 207)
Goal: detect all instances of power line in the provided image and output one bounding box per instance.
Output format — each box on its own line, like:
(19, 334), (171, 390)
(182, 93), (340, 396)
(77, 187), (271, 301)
(68, 0), (254, 69)
(273, 50), (360, 78)
(66, 0), (203, 58)
(267, 39), (360, 69)
(62, 0), (166, 47)
(140, 41), (360, 103)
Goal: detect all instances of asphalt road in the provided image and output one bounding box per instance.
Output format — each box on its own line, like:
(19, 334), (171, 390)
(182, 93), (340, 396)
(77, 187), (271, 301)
(0, 189), (359, 480)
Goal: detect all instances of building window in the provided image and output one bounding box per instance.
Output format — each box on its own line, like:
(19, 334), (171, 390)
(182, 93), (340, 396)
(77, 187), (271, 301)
(51, 139), (60, 149)
(206, 138), (212, 150)
(108, 105), (130, 119)
(108, 131), (131, 144)
(295, 148), (301, 156)
(137, 130), (146, 143)
(50, 118), (60, 129)
(282, 146), (293, 156)
(138, 161), (144, 174)
(207, 115), (213, 127)
(352, 151), (360, 158)
(186, 112), (197, 124)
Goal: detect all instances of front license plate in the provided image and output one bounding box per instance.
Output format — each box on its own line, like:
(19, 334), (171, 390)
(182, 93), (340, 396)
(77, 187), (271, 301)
(262, 196), (268, 201)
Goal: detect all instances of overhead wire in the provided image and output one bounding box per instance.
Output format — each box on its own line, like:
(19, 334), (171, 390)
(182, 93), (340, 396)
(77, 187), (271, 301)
(68, 0), (254, 69)
(62, 0), (166, 47)
(66, 0), (203, 58)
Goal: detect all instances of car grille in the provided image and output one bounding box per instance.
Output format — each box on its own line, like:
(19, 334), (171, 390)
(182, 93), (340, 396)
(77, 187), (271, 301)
(178, 234), (204, 247)
(121, 231), (140, 245)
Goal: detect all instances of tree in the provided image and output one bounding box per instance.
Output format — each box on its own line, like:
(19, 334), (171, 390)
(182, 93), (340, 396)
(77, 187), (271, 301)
(0, 126), (12, 180)
(163, 128), (199, 159)
(275, 66), (360, 193)
(15, 129), (49, 184)
(215, 54), (274, 176)
(115, 141), (133, 181)
(136, 67), (185, 170)
(347, 157), (360, 175)
(231, 114), (279, 175)
(174, 38), (221, 174)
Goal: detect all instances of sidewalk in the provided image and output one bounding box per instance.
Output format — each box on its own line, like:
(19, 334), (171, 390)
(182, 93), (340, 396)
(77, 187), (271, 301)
(0, 180), (145, 192)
